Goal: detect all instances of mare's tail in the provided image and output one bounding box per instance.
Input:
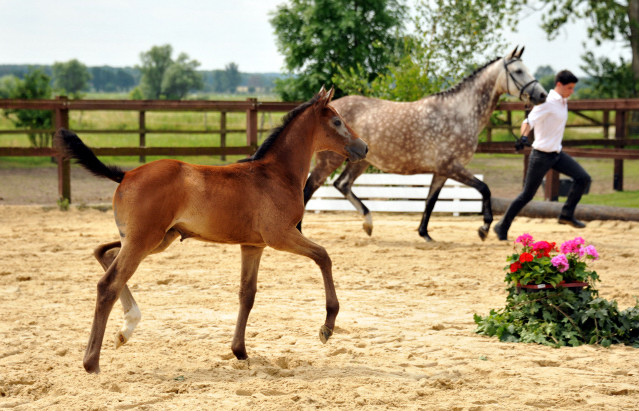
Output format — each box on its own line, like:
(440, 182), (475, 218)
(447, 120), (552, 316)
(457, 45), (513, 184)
(54, 128), (125, 184)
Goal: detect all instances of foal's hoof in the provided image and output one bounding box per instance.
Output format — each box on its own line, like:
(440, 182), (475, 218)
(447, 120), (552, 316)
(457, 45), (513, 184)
(319, 325), (333, 344)
(114, 331), (127, 349)
(478, 226), (489, 241)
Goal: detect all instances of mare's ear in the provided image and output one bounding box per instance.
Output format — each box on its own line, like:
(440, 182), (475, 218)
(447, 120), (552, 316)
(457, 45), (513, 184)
(506, 46), (518, 60)
(516, 46), (525, 59)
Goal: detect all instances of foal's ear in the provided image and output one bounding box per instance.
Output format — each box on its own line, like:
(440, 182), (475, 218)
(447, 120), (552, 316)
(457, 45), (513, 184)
(316, 85), (334, 107)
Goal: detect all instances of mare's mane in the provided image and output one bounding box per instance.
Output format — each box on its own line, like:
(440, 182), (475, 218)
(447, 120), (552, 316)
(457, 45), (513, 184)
(238, 93), (321, 163)
(433, 57), (502, 99)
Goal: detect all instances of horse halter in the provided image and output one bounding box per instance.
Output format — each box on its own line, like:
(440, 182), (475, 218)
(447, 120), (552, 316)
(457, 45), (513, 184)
(503, 58), (539, 100)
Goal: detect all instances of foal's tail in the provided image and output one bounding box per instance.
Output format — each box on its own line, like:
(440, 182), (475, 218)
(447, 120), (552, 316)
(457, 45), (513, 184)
(54, 128), (125, 184)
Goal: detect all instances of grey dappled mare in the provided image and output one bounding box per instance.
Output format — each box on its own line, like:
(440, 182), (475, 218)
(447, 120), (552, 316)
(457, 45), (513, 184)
(301, 46), (547, 242)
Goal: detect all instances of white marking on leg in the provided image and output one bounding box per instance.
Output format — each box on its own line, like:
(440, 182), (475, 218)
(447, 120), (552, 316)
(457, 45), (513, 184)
(115, 305), (141, 349)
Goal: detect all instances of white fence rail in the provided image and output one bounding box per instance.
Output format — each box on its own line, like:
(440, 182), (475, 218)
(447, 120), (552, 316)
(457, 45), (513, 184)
(306, 173), (483, 215)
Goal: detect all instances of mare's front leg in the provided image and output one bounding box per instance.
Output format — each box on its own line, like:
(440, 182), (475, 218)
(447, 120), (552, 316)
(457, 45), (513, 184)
(265, 228), (338, 344)
(333, 160), (373, 235)
(231, 245), (264, 360)
(418, 174), (448, 242)
(448, 167), (493, 241)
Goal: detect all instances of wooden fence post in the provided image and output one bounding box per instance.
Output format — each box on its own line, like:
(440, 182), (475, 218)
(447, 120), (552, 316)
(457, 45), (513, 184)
(246, 98), (258, 153)
(614, 109), (625, 191)
(220, 110), (227, 161)
(55, 96), (70, 203)
(139, 110), (146, 163)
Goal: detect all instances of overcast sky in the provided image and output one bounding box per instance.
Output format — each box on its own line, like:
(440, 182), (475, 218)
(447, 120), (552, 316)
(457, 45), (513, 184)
(0, 0), (627, 77)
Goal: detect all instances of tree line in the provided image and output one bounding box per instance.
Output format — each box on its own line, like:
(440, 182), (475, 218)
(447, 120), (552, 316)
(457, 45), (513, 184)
(0, 46), (279, 100)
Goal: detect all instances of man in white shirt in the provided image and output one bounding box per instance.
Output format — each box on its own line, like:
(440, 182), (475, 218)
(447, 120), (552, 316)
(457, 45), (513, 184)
(494, 70), (591, 240)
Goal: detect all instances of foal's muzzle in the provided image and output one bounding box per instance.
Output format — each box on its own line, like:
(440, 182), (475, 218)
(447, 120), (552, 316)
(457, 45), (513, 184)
(346, 139), (368, 162)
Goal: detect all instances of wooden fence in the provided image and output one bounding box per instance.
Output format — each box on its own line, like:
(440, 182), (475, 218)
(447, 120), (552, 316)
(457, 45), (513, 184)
(1, 97), (639, 204)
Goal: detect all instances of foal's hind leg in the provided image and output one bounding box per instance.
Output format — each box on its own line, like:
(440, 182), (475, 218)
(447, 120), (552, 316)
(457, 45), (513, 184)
(418, 174), (448, 242)
(231, 245), (264, 360)
(297, 151), (346, 232)
(92, 230), (180, 350)
(93, 242), (140, 348)
(333, 160), (373, 235)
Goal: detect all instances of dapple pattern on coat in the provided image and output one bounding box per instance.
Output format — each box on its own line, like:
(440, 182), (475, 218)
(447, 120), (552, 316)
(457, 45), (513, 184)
(301, 46), (548, 241)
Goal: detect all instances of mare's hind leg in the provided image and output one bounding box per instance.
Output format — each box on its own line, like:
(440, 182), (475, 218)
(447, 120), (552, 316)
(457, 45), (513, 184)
(448, 167), (493, 241)
(231, 245), (264, 360)
(418, 174), (448, 242)
(297, 151), (346, 232)
(333, 160), (373, 235)
(264, 228), (339, 345)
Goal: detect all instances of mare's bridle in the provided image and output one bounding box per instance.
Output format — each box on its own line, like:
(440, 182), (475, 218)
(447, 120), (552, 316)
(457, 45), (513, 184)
(503, 58), (539, 100)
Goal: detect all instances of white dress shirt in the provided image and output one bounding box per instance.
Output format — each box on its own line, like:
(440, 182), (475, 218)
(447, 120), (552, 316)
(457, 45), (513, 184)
(524, 89), (568, 153)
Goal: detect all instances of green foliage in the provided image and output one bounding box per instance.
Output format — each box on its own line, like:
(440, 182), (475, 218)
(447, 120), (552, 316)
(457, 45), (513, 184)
(269, 0), (407, 101)
(212, 62), (241, 93)
(333, 0), (512, 100)
(475, 288), (639, 348)
(137, 44), (203, 100)
(52, 59), (91, 98)
(2, 68), (53, 147)
(0, 75), (20, 98)
(576, 53), (637, 98)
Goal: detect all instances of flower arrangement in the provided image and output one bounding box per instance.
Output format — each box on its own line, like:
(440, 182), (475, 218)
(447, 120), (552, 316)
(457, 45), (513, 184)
(475, 234), (639, 348)
(504, 233), (600, 287)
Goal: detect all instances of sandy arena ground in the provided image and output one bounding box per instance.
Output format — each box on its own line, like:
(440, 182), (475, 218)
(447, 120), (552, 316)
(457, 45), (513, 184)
(1, 205), (639, 410)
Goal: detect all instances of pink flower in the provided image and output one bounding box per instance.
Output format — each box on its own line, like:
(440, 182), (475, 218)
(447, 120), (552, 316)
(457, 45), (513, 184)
(532, 241), (555, 257)
(515, 233), (534, 247)
(551, 254), (570, 273)
(560, 239), (580, 254)
(579, 245), (599, 260)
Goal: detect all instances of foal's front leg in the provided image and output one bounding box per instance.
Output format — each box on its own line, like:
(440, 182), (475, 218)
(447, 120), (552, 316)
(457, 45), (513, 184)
(265, 228), (339, 344)
(231, 245), (264, 360)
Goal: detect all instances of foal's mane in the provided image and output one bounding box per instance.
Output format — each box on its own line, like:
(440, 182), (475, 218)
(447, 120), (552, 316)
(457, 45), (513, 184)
(238, 93), (321, 163)
(433, 57), (501, 98)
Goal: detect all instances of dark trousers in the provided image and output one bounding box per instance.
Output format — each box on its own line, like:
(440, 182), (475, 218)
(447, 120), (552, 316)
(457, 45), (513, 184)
(499, 149), (591, 232)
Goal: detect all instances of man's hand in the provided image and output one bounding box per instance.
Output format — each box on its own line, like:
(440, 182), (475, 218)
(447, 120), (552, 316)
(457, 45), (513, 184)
(515, 135), (530, 151)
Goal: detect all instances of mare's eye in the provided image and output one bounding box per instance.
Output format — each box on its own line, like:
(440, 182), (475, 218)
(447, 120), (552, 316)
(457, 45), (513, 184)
(333, 118), (342, 127)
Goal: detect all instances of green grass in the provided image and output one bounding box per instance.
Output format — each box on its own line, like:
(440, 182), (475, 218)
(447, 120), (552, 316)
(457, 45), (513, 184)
(578, 190), (639, 208)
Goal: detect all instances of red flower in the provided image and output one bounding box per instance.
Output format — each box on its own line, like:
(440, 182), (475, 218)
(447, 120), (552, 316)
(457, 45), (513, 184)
(510, 261), (522, 273)
(519, 252), (534, 263)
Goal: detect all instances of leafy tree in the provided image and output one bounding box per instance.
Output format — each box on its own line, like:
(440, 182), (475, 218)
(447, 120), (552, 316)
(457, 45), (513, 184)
(137, 44), (203, 99)
(0, 75), (19, 98)
(224, 62), (241, 93)
(52, 59), (91, 98)
(534, 64), (556, 92)
(161, 53), (204, 99)
(3, 68), (53, 147)
(577, 53), (636, 99)
(90, 66), (136, 92)
(270, 0), (407, 101)
(334, 0), (512, 101)
(508, 0), (639, 96)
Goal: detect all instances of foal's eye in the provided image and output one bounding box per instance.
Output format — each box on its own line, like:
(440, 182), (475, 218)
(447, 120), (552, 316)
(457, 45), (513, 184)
(333, 119), (342, 127)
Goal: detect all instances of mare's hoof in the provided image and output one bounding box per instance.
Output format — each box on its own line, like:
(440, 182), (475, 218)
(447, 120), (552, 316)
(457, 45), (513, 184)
(420, 233), (434, 242)
(319, 325), (333, 344)
(478, 226), (489, 241)
(363, 223), (373, 236)
(83, 360), (100, 374)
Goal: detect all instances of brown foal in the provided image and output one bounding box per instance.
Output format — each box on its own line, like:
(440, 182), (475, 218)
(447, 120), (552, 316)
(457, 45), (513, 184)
(55, 87), (368, 373)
